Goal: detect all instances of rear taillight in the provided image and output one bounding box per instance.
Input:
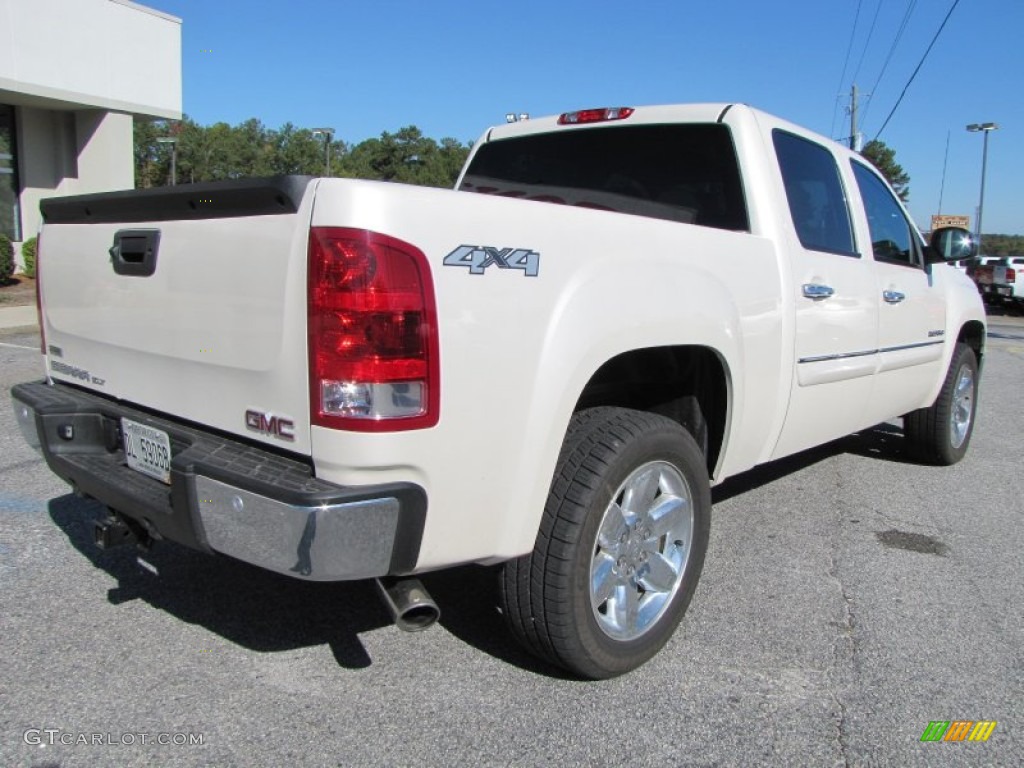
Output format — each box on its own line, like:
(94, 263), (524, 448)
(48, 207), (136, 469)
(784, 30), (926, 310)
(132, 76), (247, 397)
(1007, 267), (1016, 282)
(308, 227), (439, 431)
(558, 107), (635, 125)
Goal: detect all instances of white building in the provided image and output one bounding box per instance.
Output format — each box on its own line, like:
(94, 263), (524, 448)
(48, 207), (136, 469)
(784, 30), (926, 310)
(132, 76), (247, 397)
(0, 0), (181, 262)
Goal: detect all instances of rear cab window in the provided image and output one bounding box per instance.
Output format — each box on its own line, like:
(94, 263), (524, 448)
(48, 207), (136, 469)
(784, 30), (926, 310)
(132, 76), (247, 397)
(459, 124), (749, 232)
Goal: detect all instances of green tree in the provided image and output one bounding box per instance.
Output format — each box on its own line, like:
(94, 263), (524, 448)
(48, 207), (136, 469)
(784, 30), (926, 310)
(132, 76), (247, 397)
(981, 234), (1024, 258)
(230, 118), (274, 178)
(0, 233), (13, 283)
(340, 128), (469, 188)
(341, 126), (428, 183)
(134, 117), (468, 189)
(433, 137), (471, 187)
(266, 124), (330, 176)
(21, 235), (37, 278)
(860, 139), (910, 202)
(164, 119), (227, 182)
(133, 117), (171, 188)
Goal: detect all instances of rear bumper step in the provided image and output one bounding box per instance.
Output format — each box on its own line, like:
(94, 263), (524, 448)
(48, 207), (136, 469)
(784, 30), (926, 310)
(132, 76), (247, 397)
(11, 381), (426, 581)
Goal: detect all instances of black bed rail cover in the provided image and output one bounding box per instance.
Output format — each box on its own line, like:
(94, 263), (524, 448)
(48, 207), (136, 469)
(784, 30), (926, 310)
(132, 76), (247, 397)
(40, 175), (315, 224)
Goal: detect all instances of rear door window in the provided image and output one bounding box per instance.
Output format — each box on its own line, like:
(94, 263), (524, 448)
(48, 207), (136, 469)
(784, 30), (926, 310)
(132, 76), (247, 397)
(460, 124), (749, 231)
(773, 130), (857, 257)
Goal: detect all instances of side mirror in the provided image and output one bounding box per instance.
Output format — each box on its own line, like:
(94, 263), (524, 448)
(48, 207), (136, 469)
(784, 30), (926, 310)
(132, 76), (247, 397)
(926, 227), (977, 264)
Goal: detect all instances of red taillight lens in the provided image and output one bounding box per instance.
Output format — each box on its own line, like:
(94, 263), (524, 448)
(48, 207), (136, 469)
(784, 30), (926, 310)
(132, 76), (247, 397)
(1007, 267), (1016, 282)
(558, 107), (635, 125)
(308, 227), (439, 431)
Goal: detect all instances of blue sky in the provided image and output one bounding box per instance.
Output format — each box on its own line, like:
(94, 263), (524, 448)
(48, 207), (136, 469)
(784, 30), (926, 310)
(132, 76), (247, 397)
(153, 0), (1022, 235)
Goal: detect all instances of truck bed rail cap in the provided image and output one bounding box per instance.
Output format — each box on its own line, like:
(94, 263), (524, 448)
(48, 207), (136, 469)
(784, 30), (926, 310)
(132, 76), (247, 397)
(39, 175), (315, 224)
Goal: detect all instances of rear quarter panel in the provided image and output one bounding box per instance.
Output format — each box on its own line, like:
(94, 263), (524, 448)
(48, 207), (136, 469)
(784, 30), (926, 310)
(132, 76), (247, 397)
(309, 179), (786, 568)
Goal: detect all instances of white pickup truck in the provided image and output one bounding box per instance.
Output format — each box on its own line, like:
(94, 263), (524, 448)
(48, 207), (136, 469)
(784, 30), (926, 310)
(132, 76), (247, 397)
(969, 256), (1024, 308)
(12, 103), (984, 678)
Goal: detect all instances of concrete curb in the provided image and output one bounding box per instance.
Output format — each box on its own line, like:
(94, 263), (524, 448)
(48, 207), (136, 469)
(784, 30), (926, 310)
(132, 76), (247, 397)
(0, 305), (38, 330)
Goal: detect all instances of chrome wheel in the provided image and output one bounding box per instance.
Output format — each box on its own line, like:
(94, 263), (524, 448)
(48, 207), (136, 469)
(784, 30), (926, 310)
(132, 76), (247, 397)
(589, 460), (693, 641)
(904, 343), (979, 466)
(501, 407), (711, 678)
(950, 363), (975, 450)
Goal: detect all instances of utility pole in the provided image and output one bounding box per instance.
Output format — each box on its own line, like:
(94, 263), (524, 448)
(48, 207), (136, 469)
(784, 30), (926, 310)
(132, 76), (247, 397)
(849, 84), (859, 151)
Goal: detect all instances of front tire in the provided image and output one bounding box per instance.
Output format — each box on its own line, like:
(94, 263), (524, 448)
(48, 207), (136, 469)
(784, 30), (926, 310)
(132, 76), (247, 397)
(499, 407), (711, 679)
(903, 342), (979, 465)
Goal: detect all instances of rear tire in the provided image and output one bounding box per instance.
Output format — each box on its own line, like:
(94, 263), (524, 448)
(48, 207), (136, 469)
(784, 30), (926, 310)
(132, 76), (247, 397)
(904, 342), (978, 465)
(499, 407), (711, 679)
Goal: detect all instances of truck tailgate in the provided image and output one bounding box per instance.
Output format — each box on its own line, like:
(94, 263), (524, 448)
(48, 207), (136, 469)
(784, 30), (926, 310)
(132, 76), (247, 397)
(38, 177), (316, 454)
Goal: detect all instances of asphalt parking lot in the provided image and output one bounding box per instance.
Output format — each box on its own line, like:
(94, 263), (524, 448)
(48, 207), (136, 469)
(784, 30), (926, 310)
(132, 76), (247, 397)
(1, 320), (1022, 767)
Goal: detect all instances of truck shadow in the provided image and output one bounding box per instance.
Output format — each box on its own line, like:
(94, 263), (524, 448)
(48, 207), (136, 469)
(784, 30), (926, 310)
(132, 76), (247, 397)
(983, 302), (1022, 317)
(47, 495), (566, 677)
(433, 424), (912, 677)
(712, 421), (907, 503)
(45, 421), (910, 679)
(48, 495), (392, 669)
(421, 566), (576, 679)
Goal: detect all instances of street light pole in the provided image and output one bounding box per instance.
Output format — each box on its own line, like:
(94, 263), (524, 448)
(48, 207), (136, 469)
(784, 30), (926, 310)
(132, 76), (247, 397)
(312, 128), (335, 177)
(966, 122), (998, 257)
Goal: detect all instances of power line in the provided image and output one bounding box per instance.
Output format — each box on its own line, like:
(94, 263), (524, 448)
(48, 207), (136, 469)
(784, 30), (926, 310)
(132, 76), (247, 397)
(851, 0), (883, 85)
(829, 0), (864, 141)
(860, 0), (918, 127)
(937, 129), (951, 214)
(873, 0), (962, 141)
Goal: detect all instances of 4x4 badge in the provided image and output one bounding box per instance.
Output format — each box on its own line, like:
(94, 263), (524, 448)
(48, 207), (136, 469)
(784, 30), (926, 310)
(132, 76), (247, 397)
(443, 245), (540, 277)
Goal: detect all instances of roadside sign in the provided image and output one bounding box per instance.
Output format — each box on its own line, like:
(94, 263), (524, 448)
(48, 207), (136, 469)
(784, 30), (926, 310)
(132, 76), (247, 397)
(931, 214), (970, 230)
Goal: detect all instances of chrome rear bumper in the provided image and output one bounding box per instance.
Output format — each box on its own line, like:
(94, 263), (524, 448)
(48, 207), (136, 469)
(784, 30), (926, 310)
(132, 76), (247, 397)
(11, 381), (426, 581)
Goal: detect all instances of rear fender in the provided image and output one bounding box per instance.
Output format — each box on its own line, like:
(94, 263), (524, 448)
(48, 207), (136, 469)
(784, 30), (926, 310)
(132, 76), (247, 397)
(490, 257), (742, 559)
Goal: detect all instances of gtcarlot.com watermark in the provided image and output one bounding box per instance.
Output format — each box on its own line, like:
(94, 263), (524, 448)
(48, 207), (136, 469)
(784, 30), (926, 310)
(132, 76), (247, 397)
(24, 728), (204, 747)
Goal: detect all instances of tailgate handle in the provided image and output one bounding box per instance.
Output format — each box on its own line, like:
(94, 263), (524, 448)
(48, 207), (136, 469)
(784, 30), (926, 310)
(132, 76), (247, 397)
(109, 229), (160, 277)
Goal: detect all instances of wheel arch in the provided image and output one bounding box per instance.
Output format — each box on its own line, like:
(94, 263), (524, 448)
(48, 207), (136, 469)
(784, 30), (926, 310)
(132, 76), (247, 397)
(573, 345), (732, 476)
(958, 319), (985, 371)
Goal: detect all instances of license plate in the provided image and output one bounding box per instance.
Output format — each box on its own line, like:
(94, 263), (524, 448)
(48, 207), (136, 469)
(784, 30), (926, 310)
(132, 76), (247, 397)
(122, 418), (172, 484)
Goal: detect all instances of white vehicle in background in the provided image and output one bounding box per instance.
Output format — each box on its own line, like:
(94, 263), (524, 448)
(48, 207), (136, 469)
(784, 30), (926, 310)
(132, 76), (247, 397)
(1006, 257), (1024, 307)
(12, 103), (985, 678)
(968, 256), (1021, 307)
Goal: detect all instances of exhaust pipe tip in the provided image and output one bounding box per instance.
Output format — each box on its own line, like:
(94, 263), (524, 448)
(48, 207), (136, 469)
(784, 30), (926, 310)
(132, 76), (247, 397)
(375, 577), (440, 632)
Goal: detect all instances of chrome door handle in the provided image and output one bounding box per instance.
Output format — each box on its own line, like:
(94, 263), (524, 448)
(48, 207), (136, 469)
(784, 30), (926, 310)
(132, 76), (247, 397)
(882, 290), (906, 304)
(802, 283), (834, 300)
